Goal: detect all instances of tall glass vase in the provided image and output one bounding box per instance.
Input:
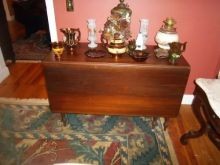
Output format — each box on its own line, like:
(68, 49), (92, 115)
(139, 19), (149, 49)
(87, 19), (97, 49)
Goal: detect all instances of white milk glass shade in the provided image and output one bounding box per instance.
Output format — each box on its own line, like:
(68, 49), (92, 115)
(87, 19), (97, 49)
(139, 19), (149, 49)
(155, 31), (179, 50)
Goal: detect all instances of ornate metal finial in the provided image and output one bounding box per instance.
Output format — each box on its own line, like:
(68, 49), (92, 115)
(118, 0), (126, 8)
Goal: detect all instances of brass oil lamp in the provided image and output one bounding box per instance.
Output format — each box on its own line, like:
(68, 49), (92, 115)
(155, 18), (179, 58)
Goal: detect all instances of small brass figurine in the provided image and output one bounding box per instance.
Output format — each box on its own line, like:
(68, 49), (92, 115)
(128, 39), (136, 52)
(51, 41), (65, 61)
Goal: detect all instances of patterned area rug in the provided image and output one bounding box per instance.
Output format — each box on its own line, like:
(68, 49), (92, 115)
(0, 98), (178, 165)
(13, 33), (50, 61)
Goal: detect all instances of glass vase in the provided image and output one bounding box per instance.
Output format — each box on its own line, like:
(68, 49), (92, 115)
(87, 19), (97, 49)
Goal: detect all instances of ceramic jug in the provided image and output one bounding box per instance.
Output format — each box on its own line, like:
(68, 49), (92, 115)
(168, 42), (187, 64)
(60, 28), (81, 50)
(168, 42), (187, 55)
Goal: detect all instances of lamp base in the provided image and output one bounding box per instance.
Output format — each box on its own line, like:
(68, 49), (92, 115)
(154, 48), (169, 58)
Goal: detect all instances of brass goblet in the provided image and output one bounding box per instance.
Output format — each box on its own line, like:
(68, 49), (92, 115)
(51, 41), (65, 61)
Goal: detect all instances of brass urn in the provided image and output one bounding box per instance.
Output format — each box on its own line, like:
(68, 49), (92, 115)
(101, 0), (132, 55)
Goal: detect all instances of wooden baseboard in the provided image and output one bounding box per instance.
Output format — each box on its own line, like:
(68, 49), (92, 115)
(181, 94), (194, 105)
(0, 66), (9, 83)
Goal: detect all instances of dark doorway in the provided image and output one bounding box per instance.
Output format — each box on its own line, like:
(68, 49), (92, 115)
(12, 0), (50, 41)
(4, 0), (51, 61)
(0, 0), (15, 62)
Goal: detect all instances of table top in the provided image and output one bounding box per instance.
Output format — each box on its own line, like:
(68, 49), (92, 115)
(43, 43), (190, 69)
(43, 43), (190, 117)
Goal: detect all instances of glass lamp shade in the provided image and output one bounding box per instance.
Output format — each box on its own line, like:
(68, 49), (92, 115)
(140, 19), (149, 35)
(155, 31), (179, 50)
(87, 19), (97, 49)
(138, 19), (149, 50)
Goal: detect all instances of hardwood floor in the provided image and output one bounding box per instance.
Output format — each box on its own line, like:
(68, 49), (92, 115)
(0, 62), (47, 98)
(0, 62), (219, 165)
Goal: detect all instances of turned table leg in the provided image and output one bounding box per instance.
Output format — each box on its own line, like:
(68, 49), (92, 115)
(61, 113), (67, 126)
(152, 117), (169, 131)
(152, 117), (158, 129)
(180, 95), (207, 144)
(163, 117), (169, 131)
(207, 127), (220, 149)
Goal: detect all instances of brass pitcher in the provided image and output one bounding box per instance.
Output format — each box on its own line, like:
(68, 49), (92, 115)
(60, 28), (81, 50)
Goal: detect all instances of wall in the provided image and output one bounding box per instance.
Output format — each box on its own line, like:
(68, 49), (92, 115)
(0, 47), (9, 83)
(53, 0), (220, 94)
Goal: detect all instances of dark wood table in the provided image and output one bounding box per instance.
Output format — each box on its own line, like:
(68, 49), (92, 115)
(42, 43), (190, 127)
